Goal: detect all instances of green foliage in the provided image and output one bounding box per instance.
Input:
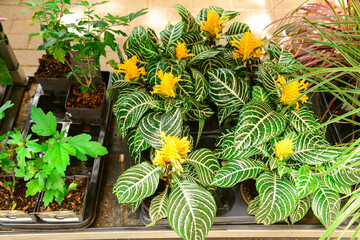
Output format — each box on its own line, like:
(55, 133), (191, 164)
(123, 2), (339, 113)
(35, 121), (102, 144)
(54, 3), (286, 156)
(0, 57), (13, 85)
(0, 101), (14, 120)
(110, 3), (360, 240)
(1, 106), (108, 207)
(23, 0), (146, 88)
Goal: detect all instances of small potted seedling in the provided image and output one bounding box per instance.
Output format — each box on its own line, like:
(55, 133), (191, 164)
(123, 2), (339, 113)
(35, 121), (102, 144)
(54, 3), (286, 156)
(30, 1), (147, 122)
(21, 105), (108, 222)
(0, 101), (40, 222)
(21, 0), (73, 96)
(0, 105), (107, 222)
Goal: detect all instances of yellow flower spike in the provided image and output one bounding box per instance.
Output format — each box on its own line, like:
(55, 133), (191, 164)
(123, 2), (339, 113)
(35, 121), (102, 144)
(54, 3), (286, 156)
(274, 138), (294, 160)
(113, 56), (146, 82)
(231, 32), (262, 61)
(200, 10), (228, 39)
(175, 42), (195, 60)
(150, 70), (182, 98)
(153, 131), (191, 171)
(276, 75), (309, 111)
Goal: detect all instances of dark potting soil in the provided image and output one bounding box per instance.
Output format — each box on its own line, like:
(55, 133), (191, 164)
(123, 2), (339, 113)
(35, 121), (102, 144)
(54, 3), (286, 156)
(241, 179), (258, 205)
(39, 177), (87, 215)
(0, 177), (38, 213)
(66, 84), (105, 109)
(34, 55), (71, 79)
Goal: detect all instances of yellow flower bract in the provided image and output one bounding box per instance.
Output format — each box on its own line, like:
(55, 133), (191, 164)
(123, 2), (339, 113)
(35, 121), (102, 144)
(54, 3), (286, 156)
(274, 138), (294, 160)
(113, 56), (146, 81)
(200, 10), (228, 39)
(153, 131), (191, 171)
(150, 70), (182, 98)
(231, 32), (262, 61)
(277, 75), (309, 111)
(175, 42), (195, 60)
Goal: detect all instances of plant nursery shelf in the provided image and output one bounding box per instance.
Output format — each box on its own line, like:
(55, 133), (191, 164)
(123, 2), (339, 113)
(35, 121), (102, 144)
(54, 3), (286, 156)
(0, 225), (357, 239)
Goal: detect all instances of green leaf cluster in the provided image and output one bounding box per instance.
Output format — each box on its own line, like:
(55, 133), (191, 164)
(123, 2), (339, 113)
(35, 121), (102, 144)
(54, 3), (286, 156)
(0, 105), (107, 207)
(110, 4), (360, 240)
(211, 43), (359, 229)
(22, 0), (147, 89)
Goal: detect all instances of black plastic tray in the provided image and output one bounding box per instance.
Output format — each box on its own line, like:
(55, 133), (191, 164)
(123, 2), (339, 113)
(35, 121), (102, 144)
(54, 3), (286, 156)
(0, 71), (112, 230)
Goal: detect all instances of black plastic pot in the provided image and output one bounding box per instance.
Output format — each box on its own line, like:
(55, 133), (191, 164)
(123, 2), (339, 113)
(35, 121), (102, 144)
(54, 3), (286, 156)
(36, 176), (89, 223)
(0, 177), (40, 223)
(65, 82), (106, 124)
(0, 71), (112, 230)
(34, 54), (72, 96)
(35, 77), (71, 97)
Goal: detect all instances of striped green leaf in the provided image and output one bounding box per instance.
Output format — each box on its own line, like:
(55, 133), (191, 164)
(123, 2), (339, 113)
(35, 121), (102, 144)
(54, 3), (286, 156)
(197, 7), (239, 24)
(198, 57), (226, 75)
(138, 108), (183, 149)
(221, 132), (266, 160)
(328, 156), (360, 186)
(322, 175), (351, 195)
(180, 32), (203, 45)
(110, 72), (132, 89)
(252, 85), (270, 103)
(255, 171), (297, 225)
(177, 71), (195, 98)
(295, 165), (321, 199)
(168, 177), (216, 240)
(221, 10), (240, 21)
(289, 106), (321, 134)
(128, 200), (142, 213)
(267, 43), (301, 73)
(124, 48), (144, 61)
(222, 22), (250, 42)
(187, 149), (220, 186)
(312, 185), (340, 228)
(173, 4), (199, 33)
(191, 68), (209, 102)
(113, 162), (163, 203)
(112, 87), (139, 107)
(248, 195), (260, 216)
(234, 101), (287, 150)
(288, 196), (311, 224)
(191, 44), (210, 55)
(113, 92), (155, 137)
(127, 128), (150, 164)
(218, 107), (239, 126)
(258, 64), (280, 96)
(292, 133), (342, 165)
(160, 22), (184, 52)
(212, 158), (264, 188)
(147, 27), (159, 45)
(188, 50), (221, 66)
(148, 188), (169, 226)
(128, 26), (160, 61)
(268, 43), (294, 62)
(208, 68), (249, 108)
(146, 60), (170, 87)
(185, 104), (214, 121)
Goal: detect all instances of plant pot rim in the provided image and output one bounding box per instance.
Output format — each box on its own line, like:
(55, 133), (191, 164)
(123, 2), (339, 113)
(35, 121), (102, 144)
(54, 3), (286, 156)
(36, 175), (89, 223)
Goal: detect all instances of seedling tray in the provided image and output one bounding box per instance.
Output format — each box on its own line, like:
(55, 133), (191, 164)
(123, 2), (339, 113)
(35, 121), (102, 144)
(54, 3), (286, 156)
(0, 71), (112, 230)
